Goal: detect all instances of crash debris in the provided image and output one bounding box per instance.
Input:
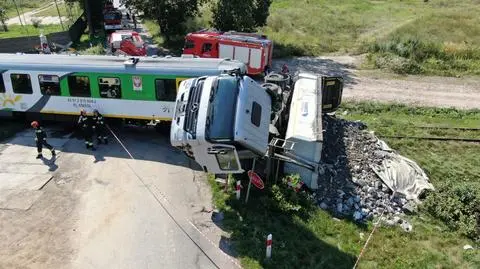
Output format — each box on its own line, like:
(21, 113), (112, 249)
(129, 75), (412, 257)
(315, 115), (435, 229)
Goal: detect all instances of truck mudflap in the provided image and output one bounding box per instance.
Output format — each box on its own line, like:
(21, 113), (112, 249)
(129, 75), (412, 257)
(320, 76), (343, 113)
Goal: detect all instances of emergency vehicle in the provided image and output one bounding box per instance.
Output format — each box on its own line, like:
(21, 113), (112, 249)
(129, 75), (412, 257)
(183, 30), (273, 76)
(0, 53), (246, 123)
(103, 2), (123, 31)
(108, 30), (147, 56)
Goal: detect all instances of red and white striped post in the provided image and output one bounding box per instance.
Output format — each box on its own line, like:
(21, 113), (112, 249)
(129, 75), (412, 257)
(266, 234), (272, 259)
(236, 180), (241, 200)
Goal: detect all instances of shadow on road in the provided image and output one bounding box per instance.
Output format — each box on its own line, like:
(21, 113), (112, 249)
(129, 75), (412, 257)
(41, 155), (59, 172)
(1, 120), (203, 172)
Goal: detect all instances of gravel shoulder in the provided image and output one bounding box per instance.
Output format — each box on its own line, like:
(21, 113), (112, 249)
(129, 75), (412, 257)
(273, 56), (480, 109)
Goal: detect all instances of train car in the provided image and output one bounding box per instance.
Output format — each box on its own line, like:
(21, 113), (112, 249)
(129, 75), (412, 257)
(0, 53), (246, 123)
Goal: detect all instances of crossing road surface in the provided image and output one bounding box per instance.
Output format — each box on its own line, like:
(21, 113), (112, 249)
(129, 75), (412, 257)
(0, 126), (239, 269)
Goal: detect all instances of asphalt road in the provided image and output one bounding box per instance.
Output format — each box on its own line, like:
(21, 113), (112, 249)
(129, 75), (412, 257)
(0, 125), (239, 269)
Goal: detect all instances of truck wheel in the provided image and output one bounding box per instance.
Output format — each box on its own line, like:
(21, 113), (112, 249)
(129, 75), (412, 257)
(265, 72), (290, 90)
(265, 73), (285, 82)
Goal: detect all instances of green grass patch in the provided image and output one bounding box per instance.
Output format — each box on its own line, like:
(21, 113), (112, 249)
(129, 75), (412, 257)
(3, 0), (52, 18)
(143, 14), (209, 54)
(0, 24), (64, 39)
(71, 30), (107, 53)
(143, 19), (165, 46)
(257, 0), (480, 76)
(33, 1), (82, 24)
(208, 101), (480, 269)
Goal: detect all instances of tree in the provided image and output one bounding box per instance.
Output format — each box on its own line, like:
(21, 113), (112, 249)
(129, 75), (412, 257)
(0, 7), (8, 32)
(123, 0), (201, 41)
(212, 0), (272, 32)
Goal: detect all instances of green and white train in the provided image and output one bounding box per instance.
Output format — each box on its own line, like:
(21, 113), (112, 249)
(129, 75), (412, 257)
(0, 53), (246, 122)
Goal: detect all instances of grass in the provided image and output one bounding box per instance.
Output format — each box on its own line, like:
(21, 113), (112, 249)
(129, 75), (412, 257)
(33, 1), (82, 24)
(143, 19), (164, 47)
(142, 3), (211, 54)
(3, 0), (52, 18)
(0, 24), (64, 39)
(208, 102), (480, 269)
(71, 31), (107, 53)
(256, 0), (480, 76)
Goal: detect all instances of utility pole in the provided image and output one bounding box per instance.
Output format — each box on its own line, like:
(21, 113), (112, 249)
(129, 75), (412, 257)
(12, 0), (25, 33)
(54, 0), (65, 30)
(19, 0), (28, 34)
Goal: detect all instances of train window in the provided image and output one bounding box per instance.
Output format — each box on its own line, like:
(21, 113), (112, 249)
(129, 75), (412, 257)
(251, 102), (262, 127)
(11, 74), (33, 94)
(98, 77), (121, 99)
(68, 76), (91, 97)
(38, 75), (61, 96)
(0, 74), (5, 93)
(155, 79), (176, 101)
(202, 43), (213, 53)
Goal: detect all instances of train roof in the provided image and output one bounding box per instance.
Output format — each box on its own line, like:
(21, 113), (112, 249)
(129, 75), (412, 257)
(0, 53), (247, 76)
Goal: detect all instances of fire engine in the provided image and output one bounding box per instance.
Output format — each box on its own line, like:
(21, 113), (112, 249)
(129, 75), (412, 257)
(103, 1), (123, 31)
(108, 30), (147, 56)
(183, 30), (273, 76)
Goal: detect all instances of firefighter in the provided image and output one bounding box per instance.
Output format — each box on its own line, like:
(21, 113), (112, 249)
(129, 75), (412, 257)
(281, 63), (289, 74)
(31, 121), (55, 159)
(78, 109), (95, 150)
(92, 109), (108, 144)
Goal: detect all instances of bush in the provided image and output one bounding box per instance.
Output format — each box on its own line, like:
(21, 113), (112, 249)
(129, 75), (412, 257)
(367, 36), (480, 76)
(79, 44), (105, 55)
(31, 18), (42, 28)
(368, 52), (422, 74)
(424, 183), (480, 241)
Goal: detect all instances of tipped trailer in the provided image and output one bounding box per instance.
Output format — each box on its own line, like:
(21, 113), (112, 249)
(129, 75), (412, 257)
(170, 71), (343, 189)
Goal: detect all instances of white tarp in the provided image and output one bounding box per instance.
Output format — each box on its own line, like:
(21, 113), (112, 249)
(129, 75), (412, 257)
(370, 137), (435, 201)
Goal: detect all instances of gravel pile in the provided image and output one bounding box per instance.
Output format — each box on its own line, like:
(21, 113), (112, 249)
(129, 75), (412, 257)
(315, 115), (416, 228)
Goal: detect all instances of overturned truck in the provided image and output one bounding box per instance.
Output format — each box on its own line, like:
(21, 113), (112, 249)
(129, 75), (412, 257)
(170, 70), (343, 189)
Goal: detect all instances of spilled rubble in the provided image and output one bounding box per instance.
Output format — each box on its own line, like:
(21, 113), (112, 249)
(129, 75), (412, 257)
(315, 114), (435, 230)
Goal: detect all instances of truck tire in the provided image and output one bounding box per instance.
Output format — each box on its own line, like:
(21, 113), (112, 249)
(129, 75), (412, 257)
(264, 72), (290, 90)
(262, 83), (283, 113)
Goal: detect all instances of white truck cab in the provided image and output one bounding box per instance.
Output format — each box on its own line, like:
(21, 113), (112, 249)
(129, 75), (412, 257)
(170, 73), (271, 173)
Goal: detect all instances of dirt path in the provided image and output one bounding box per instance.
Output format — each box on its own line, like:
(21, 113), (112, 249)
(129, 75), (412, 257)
(6, 1), (67, 25)
(272, 56), (480, 109)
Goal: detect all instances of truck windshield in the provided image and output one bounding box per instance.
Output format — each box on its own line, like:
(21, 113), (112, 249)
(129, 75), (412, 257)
(205, 76), (239, 142)
(105, 12), (121, 20)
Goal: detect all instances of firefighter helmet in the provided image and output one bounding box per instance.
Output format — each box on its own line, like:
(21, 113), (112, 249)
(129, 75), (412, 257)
(31, 121), (39, 128)
(80, 109), (86, 115)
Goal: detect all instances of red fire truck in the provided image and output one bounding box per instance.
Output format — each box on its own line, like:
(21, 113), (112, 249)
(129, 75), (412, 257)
(182, 30), (273, 75)
(103, 1), (123, 31)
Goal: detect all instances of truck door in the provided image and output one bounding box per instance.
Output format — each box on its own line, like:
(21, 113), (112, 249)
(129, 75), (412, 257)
(320, 77), (343, 113)
(204, 145), (243, 174)
(183, 38), (195, 54)
(201, 42), (213, 58)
